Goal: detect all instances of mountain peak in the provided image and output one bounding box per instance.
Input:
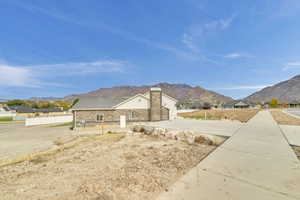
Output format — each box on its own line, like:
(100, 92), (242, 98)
(153, 82), (192, 89)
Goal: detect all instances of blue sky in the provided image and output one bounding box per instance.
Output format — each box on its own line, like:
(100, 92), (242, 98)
(1, 0), (300, 99)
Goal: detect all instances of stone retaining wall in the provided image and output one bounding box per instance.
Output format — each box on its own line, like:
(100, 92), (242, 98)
(131, 125), (226, 146)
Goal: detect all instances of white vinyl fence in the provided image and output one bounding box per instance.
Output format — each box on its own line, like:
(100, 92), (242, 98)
(0, 112), (16, 118)
(177, 109), (199, 114)
(25, 115), (73, 126)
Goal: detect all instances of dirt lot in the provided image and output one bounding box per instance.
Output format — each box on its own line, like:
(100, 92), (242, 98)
(179, 109), (260, 123)
(0, 123), (73, 162)
(293, 146), (300, 160)
(0, 134), (216, 200)
(270, 110), (300, 126)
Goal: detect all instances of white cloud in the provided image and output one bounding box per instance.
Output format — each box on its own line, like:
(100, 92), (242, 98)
(224, 52), (254, 59)
(34, 60), (126, 75)
(219, 16), (235, 30)
(182, 33), (200, 53)
(215, 85), (270, 90)
(0, 65), (39, 87)
(0, 60), (128, 88)
(182, 15), (236, 53)
(283, 62), (300, 71)
(224, 53), (242, 59)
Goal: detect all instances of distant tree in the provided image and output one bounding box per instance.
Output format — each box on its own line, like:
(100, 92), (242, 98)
(7, 100), (26, 106)
(202, 102), (211, 110)
(71, 98), (79, 108)
(32, 103), (39, 109)
(39, 102), (56, 108)
(55, 101), (71, 110)
(269, 98), (279, 108)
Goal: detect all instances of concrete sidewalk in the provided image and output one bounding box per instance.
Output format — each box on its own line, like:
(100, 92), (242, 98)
(157, 111), (300, 200)
(280, 125), (300, 147)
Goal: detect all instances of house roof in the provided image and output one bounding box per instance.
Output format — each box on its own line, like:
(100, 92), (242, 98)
(3, 106), (10, 112)
(71, 96), (124, 110)
(72, 89), (178, 110)
(113, 94), (149, 109)
(289, 100), (300, 104)
(235, 101), (249, 107)
(9, 106), (63, 113)
(223, 100), (252, 107)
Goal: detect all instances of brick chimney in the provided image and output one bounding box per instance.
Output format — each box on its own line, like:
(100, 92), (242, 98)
(150, 87), (162, 121)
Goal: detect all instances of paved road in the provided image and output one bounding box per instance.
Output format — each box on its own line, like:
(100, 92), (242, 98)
(142, 118), (243, 137)
(0, 123), (73, 162)
(157, 111), (300, 200)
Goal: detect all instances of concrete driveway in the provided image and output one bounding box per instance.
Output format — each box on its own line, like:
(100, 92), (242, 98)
(0, 123), (73, 162)
(142, 118), (243, 137)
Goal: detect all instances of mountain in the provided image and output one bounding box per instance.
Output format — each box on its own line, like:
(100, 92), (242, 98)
(245, 75), (300, 103)
(64, 82), (233, 104)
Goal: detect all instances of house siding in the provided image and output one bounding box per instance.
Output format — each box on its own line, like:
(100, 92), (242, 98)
(74, 109), (150, 127)
(162, 107), (169, 120)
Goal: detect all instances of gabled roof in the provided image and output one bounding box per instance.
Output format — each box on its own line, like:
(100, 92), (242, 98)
(113, 94), (149, 108)
(72, 89), (178, 110)
(71, 96), (123, 110)
(223, 100), (252, 107)
(235, 101), (249, 106)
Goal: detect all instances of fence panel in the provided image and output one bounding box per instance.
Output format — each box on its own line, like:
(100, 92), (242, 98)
(25, 115), (73, 126)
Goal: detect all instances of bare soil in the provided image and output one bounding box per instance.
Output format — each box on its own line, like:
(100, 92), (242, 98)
(0, 134), (215, 200)
(292, 146), (300, 160)
(179, 109), (260, 123)
(270, 110), (300, 126)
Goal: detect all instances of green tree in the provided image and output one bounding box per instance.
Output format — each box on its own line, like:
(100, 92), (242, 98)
(7, 99), (26, 106)
(71, 98), (79, 108)
(269, 98), (279, 108)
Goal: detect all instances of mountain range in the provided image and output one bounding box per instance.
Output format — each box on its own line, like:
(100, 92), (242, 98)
(26, 74), (300, 104)
(64, 83), (233, 104)
(244, 75), (300, 103)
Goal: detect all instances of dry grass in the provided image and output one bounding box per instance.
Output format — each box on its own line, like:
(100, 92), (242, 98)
(270, 110), (300, 126)
(179, 109), (260, 123)
(0, 133), (125, 168)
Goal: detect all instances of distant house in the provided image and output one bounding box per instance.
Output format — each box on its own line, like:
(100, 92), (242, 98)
(0, 105), (16, 118)
(8, 106), (65, 117)
(222, 100), (256, 109)
(71, 88), (178, 128)
(289, 100), (300, 108)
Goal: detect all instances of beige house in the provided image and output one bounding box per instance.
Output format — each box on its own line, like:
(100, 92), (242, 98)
(71, 88), (178, 128)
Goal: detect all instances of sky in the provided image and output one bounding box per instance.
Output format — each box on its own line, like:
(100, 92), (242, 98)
(1, 0), (300, 99)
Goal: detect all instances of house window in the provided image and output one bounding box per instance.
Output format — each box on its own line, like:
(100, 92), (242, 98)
(96, 114), (104, 122)
(128, 111), (137, 120)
